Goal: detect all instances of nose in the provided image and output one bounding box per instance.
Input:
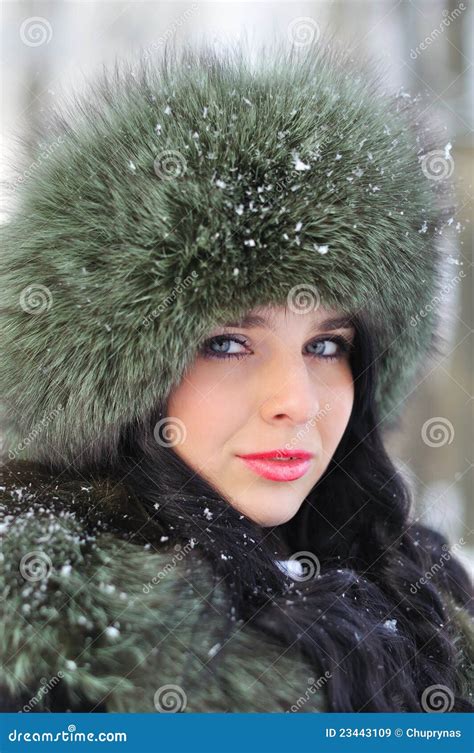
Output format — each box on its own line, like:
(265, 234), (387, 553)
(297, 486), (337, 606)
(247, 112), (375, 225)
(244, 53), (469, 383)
(257, 355), (321, 427)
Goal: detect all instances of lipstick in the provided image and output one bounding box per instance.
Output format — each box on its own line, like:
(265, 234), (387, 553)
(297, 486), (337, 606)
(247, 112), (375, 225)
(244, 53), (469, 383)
(236, 449), (314, 482)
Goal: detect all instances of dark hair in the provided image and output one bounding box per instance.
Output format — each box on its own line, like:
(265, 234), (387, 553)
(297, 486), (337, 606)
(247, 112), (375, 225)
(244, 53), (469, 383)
(109, 311), (473, 712)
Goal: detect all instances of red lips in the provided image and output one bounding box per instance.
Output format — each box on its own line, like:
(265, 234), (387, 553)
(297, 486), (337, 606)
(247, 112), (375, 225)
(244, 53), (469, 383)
(237, 449), (314, 460)
(236, 449), (315, 482)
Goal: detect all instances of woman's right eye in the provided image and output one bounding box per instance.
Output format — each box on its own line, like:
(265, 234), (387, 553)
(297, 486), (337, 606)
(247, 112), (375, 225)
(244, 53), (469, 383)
(200, 335), (249, 360)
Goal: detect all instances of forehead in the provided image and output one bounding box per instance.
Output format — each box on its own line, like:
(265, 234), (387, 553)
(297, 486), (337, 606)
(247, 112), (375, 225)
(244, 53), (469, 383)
(222, 304), (355, 331)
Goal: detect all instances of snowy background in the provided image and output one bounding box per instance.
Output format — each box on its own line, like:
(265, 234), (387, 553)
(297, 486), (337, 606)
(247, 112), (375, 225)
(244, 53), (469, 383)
(1, 0), (473, 571)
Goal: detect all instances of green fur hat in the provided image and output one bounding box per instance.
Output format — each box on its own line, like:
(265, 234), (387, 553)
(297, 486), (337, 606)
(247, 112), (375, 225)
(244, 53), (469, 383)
(1, 41), (454, 469)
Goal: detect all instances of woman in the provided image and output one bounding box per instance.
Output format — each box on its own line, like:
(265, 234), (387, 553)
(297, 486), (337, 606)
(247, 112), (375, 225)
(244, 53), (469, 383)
(0, 40), (472, 713)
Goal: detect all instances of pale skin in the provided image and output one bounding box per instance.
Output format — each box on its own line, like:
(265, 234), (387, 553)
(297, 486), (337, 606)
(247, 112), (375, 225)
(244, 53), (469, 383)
(166, 304), (355, 527)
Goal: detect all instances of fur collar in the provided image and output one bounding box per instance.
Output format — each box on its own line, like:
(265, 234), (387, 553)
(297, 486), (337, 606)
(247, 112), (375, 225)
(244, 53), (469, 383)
(0, 460), (327, 712)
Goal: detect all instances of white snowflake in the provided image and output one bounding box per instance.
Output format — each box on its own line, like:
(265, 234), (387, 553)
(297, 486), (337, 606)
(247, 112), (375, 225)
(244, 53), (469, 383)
(292, 153), (311, 172)
(314, 243), (329, 254)
(105, 625), (120, 639)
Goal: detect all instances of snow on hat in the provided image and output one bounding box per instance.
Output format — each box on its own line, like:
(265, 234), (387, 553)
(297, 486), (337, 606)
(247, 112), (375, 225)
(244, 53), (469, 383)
(1, 41), (455, 468)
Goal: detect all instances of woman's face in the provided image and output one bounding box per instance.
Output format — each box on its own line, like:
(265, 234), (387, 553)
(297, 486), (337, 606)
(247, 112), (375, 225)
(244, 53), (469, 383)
(166, 304), (355, 527)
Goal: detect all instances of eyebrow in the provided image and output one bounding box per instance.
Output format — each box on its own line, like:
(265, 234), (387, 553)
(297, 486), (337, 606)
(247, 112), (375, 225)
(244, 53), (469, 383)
(220, 313), (355, 332)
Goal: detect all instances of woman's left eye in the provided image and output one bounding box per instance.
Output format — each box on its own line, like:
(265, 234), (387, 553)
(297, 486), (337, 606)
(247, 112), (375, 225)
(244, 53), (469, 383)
(307, 339), (340, 358)
(200, 335), (352, 361)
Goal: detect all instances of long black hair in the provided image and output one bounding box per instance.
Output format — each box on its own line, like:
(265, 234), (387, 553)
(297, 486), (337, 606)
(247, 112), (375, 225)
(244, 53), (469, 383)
(108, 311), (473, 712)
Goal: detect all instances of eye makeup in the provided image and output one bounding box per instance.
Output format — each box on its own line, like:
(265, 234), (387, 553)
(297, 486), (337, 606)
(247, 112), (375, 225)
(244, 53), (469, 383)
(199, 332), (355, 362)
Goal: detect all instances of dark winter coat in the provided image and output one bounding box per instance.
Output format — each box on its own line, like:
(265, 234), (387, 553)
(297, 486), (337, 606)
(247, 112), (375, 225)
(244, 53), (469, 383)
(0, 460), (329, 713)
(1, 460), (473, 713)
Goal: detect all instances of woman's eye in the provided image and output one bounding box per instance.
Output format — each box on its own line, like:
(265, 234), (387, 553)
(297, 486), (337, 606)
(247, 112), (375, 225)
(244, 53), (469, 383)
(307, 339), (339, 358)
(308, 337), (353, 360)
(201, 336), (248, 360)
(200, 335), (352, 361)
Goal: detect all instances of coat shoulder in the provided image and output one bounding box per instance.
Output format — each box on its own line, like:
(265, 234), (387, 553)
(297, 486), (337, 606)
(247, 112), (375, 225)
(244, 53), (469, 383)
(441, 591), (474, 707)
(0, 460), (326, 712)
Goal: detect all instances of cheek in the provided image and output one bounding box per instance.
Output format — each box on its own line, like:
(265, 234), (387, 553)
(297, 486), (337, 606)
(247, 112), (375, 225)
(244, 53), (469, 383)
(166, 367), (245, 454)
(318, 369), (354, 448)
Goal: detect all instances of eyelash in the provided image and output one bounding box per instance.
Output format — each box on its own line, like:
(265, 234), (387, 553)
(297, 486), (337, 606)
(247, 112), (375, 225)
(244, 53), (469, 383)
(199, 334), (354, 362)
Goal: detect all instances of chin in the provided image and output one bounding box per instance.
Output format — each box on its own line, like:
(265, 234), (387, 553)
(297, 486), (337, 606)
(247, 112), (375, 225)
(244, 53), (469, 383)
(246, 503), (303, 528)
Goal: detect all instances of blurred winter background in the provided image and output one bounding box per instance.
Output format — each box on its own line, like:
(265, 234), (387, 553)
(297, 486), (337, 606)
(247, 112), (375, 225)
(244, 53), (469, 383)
(1, 0), (472, 572)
